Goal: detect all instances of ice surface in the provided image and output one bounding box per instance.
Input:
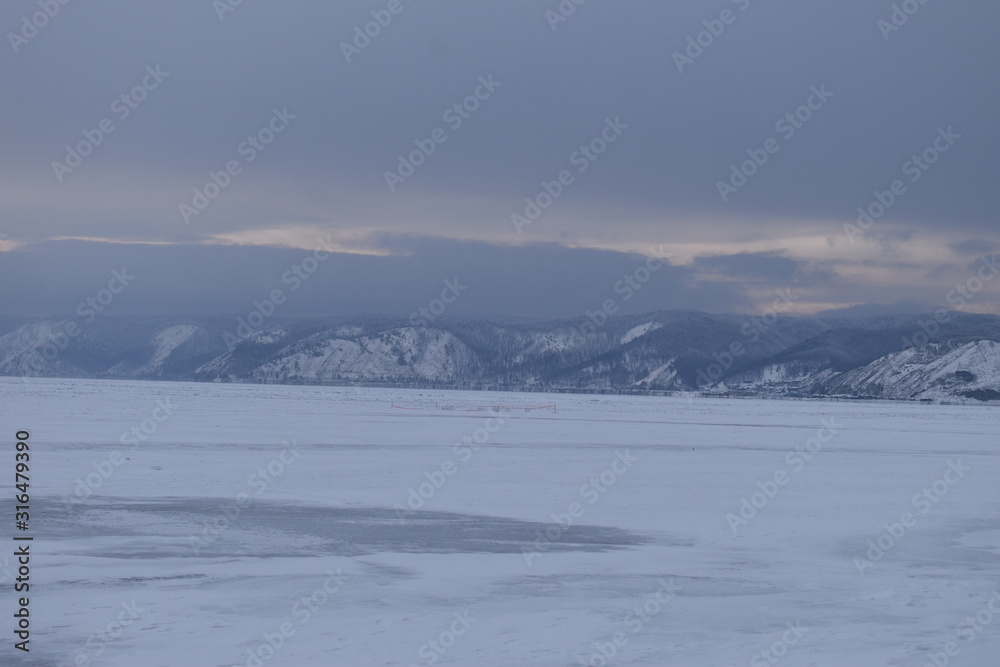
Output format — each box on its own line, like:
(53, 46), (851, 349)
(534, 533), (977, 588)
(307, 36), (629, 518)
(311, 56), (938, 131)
(2, 378), (998, 666)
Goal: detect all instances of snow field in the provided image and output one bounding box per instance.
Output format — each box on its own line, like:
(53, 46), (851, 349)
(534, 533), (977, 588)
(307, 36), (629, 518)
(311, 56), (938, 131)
(1, 378), (998, 666)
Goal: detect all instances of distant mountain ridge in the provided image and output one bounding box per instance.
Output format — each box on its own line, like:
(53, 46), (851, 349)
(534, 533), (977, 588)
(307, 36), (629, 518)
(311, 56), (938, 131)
(1, 311), (998, 403)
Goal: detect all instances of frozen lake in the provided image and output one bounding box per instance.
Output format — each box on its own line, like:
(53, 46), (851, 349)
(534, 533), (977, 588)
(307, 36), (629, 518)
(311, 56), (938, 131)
(2, 378), (999, 666)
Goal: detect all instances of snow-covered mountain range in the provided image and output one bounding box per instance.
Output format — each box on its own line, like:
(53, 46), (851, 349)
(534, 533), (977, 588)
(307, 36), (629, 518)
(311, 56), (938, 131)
(1, 311), (998, 402)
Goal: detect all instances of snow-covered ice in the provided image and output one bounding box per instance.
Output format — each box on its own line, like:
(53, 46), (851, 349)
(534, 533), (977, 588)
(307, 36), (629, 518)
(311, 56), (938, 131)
(2, 378), (998, 666)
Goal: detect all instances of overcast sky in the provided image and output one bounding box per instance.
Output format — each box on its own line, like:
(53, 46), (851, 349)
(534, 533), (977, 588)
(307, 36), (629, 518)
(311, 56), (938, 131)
(1, 0), (998, 318)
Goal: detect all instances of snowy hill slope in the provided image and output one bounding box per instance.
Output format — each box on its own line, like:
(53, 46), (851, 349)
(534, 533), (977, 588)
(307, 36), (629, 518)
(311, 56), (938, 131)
(819, 340), (1000, 402)
(1, 311), (998, 401)
(247, 327), (480, 383)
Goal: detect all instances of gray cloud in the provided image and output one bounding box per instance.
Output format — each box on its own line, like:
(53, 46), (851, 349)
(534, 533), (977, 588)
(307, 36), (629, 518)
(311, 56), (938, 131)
(950, 239), (998, 257)
(691, 251), (834, 286)
(0, 239), (749, 318)
(1, 0), (998, 316)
